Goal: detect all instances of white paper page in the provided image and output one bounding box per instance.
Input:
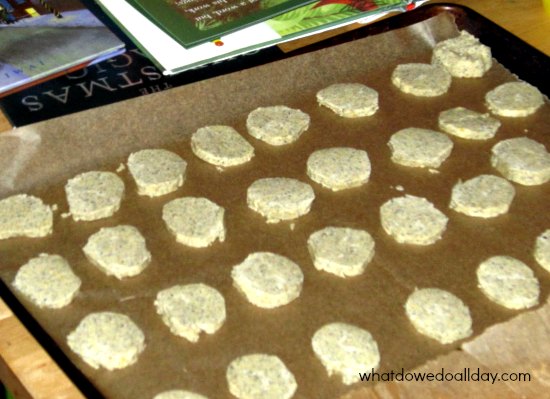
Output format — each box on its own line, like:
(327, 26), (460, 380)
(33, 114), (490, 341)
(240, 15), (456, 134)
(98, 0), (281, 72)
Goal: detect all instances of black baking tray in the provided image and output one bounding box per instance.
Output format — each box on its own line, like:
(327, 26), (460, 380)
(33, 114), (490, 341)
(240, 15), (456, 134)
(1, 3), (548, 398)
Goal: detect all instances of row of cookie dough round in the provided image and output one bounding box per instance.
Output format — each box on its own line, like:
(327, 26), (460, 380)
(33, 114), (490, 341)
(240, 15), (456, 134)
(392, 30), (492, 93)
(381, 176), (516, 249)
(314, 86), (547, 184)
(62, 125), (550, 231)
(389, 126), (549, 186)
(3, 100), (543, 239)
(379, 198), (545, 308)
(392, 63), (544, 116)
(381, 185), (520, 246)
(393, 30), (545, 116)
(65, 148), (187, 221)
(14, 237), (546, 315)
(1, 181), (544, 276)
(191, 79), (544, 174)
(2, 137), (546, 242)
(65, 313), (375, 398)
(63, 255), (542, 399)
(188, 97), (373, 171)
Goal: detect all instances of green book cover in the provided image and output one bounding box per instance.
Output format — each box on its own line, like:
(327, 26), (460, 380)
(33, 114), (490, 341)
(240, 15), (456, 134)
(126, 0), (318, 48)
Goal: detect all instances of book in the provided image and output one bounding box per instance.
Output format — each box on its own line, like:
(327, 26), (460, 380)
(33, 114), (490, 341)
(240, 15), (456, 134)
(125, 0), (317, 48)
(0, 0), (125, 97)
(96, 0), (425, 75)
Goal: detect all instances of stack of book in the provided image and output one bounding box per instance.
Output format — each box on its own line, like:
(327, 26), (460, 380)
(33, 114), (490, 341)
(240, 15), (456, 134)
(0, 0), (125, 97)
(95, 0), (428, 75)
(0, 0), (427, 127)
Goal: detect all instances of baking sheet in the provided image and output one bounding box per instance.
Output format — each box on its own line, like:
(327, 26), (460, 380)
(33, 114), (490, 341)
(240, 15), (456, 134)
(1, 7), (550, 399)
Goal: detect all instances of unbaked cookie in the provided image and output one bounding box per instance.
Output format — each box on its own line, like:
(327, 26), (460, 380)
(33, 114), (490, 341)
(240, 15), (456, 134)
(449, 174), (515, 218)
(316, 83), (379, 117)
(311, 322), (380, 385)
(83, 225), (151, 279)
(0, 194), (53, 239)
(485, 81), (544, 117)
(432, 31), (492, 78)
(67, 311), (145, 370)
(438, 107), (500, 140)
(247, 177), (315, 223)
(388, 128), (453, 168)
(65, 171), (124, 221)
(307, 227), (375, 277)
(231, 252), (304, 309)
(13, 254), (81, 309)
(477, 256), (540, 309)
(490, 137), (550, 186)
(127, 149), (187, 197)
(534, 229), (550, 273)
(306, 147), (371, 191)
(380, 195), (448, 245)
(391, 63), (452, 96)
(162, 197), (225, 247)
(191, 125), (254, 167)
(153, 390), (208, 399)
(226, 354), (297, 399)
(405, 288), (472, 344)
(246, 105), (310, 145)
(154, 283), (226, 342)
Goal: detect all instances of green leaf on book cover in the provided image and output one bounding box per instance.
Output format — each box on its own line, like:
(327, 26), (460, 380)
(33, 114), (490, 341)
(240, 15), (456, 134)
(267, 5), (357, 35)
(261, 0), (294, 7)
(269, 3), (349, 23)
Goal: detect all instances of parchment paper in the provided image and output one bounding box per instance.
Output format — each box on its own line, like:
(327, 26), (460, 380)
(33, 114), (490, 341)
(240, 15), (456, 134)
(0, 12), (549, 399)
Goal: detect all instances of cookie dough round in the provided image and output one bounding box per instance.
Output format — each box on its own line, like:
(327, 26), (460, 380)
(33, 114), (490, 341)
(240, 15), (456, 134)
(226, 354), (297, 399)
(246, 105), (310, 145)
(311, 322), (380, 385)
(316, 83), (379, 117)
(231, 252), (304, 309)
(191, 125), (254, 167)
(380, 195), (448, 245)
(405, 288), (473, 344)
(83, 225), (151, 279)
(438, 107), (501, 140)
(13, 254), (81, 309)
(391, 63), (452, 97)
(306, 147), (371, 191)
(0, 194), (53, 239)
(449, 174), (516, 218)
(534, 229), (550, 272)
(485, 81), (544, 117)
(431, 31), (492, 78)
(154, 283), (226, 342)
(154, 391), (208, 399)
(477, 256), (540, 310)
(307, 227), (375, 277)
(67, 311), (145, 370)
(127, 149), (187, 197)
(65, 171), (124, 221)
(162, 197), (225, 247)
(388, 128), (453, 168)
(490, 137), (550, 186)
(247, 177), (315, 223)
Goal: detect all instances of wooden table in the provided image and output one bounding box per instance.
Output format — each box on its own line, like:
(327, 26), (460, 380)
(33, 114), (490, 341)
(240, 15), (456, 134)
(1, 1), (549, 398)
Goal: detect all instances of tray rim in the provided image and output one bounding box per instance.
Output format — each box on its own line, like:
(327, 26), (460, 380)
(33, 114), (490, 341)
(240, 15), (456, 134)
(1, 3), (549, 398)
